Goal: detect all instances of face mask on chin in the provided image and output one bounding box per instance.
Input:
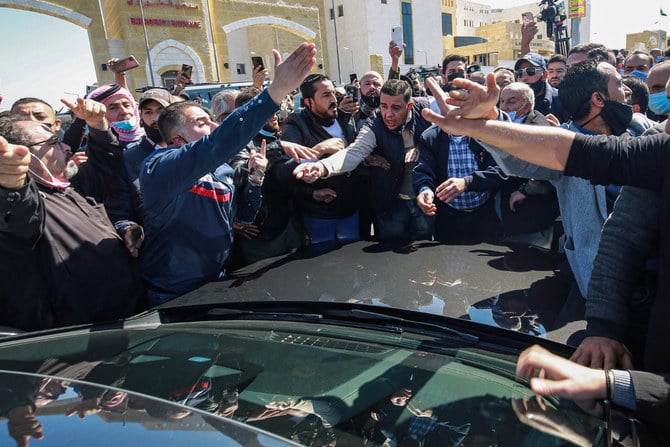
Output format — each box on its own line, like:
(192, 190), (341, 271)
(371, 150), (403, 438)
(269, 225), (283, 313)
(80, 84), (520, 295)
(600, 99), (633, 136)
(111, 117), (138, 131)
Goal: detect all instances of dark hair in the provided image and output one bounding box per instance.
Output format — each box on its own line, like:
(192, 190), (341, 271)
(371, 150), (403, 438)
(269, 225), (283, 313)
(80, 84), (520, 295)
(0, 116), (32, 146)
(299, 74), (331, 99)
(157, 101), (208, 142)
(622, 74), (649, 113)
(547, 53), (567, 66)
(558, 59), (610, 121)
(234, 87), (262, 108)
(441, 54), (468, 74)
(380, 79), (411, 103)
(568, 42), (607, 56)
(10, 97), (55, 114)
(623, 50), (654, 69)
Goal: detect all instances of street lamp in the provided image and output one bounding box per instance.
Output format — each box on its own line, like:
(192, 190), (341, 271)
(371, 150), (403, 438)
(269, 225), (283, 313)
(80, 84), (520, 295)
(343, 47), (354, 75)
(417, 49), (428, 66)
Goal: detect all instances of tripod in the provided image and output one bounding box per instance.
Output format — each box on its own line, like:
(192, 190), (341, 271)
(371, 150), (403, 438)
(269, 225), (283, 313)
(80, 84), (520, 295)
(553, 24), (570, 55)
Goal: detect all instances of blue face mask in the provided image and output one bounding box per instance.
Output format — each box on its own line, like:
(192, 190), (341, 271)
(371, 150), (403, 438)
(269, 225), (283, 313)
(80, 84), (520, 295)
(111, 117), (137, 131)
(648, 91), (670, 115)
(506, 110), (526, 123)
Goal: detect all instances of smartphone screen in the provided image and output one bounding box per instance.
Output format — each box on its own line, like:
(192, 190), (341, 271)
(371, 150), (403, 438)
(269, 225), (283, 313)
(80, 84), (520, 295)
(251, 56), (265, 71)
(111, 55), (139, 73)
(181, 64), (193, 80)
(391, 26), (403, 49)
(349, 73), (358, 84)
(522, 12), (534, 25)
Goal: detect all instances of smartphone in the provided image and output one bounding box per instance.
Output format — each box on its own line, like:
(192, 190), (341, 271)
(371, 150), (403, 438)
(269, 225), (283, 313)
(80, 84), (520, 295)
(349, 73), (358, 84)
(111, 55), (139, 73)
(345, 84), (358, 101)
(181, 64), (193, 81)
(391, 26), (403, 49)
(251, 56), (265, 71)
(521, 11), (534, 25)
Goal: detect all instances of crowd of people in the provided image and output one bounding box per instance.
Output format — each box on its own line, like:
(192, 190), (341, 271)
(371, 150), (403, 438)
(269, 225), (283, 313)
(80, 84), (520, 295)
(2, 25), (670, 433)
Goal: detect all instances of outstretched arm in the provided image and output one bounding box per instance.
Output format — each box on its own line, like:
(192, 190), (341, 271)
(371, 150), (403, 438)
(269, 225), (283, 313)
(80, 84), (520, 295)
(422, 75), (575, 171)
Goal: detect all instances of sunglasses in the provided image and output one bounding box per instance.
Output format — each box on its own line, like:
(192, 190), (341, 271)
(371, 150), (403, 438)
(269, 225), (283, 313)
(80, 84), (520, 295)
(515, 67), (543, 77)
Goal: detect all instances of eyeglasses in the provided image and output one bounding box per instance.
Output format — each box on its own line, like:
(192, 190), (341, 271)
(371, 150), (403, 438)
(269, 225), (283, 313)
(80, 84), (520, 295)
(515, 67), (543, 77)
(28, 134), (63, 150)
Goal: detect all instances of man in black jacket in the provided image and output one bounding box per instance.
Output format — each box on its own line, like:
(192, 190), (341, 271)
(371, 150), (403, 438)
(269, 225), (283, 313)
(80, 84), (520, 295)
(0, 98), (145, 331)
(281, 74), (363, 249)
(293, 79), (433, 243)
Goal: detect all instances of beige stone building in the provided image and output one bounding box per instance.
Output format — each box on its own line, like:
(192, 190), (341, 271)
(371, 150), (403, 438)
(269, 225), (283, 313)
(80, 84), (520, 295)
(4, 0), (664, 94)
(4, 0), (326, 92)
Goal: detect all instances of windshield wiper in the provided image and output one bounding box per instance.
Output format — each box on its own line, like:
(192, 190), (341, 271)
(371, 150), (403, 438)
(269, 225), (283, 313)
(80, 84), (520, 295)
(320, 308), (479, 344)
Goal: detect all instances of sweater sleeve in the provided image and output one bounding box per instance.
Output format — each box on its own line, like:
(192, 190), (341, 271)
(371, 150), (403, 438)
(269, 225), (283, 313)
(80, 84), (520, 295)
(565, 133), (670, 191)
(629, 370), (670, 429)
(585, 186), (660, 340)
(320, 124), (378, 176)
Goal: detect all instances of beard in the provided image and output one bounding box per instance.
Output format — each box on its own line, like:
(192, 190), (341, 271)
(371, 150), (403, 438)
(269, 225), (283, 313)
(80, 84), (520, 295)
(263, 121), (280, 134)
(65, 160), (79, 180)
(142, 123), (164, 144)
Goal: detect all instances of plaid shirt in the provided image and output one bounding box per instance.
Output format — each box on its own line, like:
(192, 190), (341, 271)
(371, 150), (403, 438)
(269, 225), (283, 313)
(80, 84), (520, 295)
(407, 415), (438, 440)
(447, 136), (489, 210)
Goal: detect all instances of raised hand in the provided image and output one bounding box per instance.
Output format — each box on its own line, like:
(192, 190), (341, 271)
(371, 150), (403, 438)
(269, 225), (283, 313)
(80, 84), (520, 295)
(61, 97), (108, 130)
(0, 136), (31, 189)
(267, 43), (317, 105)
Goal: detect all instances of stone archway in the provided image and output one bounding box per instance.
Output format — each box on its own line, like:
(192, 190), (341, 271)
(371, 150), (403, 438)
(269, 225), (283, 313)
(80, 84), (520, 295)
(149, 39), (205, 87)
(0, 0), (92, 28)
(222, 16), (316, 40)
(221, 16), (318, 82)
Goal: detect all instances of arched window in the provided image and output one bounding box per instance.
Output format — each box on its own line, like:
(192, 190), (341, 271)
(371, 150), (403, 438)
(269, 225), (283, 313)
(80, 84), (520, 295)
(162, 70), (179, 90)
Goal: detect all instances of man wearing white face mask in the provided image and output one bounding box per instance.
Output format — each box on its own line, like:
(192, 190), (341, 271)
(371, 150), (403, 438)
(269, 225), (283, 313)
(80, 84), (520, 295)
(0, 97), (146, 332)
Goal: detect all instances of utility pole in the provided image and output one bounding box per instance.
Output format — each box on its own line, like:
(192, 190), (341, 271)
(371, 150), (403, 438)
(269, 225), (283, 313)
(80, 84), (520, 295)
(138, 0), (156, 86)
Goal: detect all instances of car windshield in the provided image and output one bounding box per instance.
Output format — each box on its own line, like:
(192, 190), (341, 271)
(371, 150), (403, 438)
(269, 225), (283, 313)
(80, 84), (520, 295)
(0, 370), (299, 447)
(0, 322), (607, 446)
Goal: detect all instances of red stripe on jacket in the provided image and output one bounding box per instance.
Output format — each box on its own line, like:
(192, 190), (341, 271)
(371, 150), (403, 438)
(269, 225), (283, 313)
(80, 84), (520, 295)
(189, 185), (232, 202)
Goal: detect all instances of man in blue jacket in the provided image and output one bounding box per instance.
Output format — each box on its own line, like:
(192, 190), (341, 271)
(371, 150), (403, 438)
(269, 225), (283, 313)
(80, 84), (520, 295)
(138, 43), (316, 305)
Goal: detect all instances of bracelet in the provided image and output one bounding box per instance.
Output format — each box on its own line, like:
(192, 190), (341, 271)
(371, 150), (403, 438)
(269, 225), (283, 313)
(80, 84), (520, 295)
(604, 369), (613, 401)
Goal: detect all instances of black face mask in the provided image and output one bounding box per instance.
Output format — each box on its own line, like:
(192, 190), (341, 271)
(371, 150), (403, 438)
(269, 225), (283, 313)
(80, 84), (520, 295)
(600, 99), (633, 136)
(361, 94), (380, 109)
(528, 78), (546, 98)
(142, 122), (164, 144)
(446, 72), (465, 83)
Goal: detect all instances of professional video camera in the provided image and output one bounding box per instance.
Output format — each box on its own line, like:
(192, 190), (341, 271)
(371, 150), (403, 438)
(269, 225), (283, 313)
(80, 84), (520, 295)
(539, 0), (569, 54)
(538, 0), (567, 39)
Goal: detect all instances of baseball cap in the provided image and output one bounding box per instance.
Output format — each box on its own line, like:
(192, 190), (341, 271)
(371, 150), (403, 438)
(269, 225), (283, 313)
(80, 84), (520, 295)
(514, 53), (547, 70)
(467, 63), (481, 74)
(139, 88), (172, 109)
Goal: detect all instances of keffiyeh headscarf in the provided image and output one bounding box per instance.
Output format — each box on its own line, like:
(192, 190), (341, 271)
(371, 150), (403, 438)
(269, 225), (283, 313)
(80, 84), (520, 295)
(88, 83), (145, 143)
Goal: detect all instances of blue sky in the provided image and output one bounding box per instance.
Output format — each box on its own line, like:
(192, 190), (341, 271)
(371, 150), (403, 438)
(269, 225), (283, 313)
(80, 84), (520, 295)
(0, 1), (665, 111)
(0, 8), (95, 112)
